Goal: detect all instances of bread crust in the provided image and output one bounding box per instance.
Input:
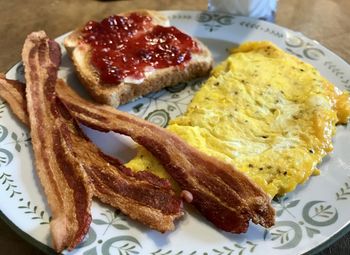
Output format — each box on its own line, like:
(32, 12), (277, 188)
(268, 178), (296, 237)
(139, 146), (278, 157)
(64, 10), (213, 107)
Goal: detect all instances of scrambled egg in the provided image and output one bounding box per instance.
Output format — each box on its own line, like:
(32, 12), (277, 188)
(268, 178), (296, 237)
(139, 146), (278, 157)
(126, 41), (350, 197)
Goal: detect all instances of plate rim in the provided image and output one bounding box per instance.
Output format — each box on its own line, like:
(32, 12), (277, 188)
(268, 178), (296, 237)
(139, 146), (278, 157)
(0, 211), (55, 255)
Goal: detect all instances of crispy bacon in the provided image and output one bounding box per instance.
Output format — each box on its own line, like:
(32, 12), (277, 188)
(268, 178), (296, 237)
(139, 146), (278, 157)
(53, 87), (183, 232)
(56, 81), (276, 233)
(0, 74), (28, 125)
(3, 31), (274, 238)
(0, 76), (182, 233)
(22, 31), (93, 251)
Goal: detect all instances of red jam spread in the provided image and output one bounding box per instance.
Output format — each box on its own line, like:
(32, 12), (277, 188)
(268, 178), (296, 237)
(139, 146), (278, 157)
(81, 13), (200, 84)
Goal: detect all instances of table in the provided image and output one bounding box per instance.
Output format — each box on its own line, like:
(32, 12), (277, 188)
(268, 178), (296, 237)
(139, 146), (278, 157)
(0, 0), (349, 254)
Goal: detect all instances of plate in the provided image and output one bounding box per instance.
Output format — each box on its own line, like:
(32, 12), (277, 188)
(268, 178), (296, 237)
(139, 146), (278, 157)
(1, 10), (350, 255)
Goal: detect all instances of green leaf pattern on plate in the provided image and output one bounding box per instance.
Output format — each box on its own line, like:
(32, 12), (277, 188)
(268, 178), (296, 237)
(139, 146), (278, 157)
(101, 236), (141, 255)
(273, 196), (299, 218)
(302, 201), (338, 227)
(196, 13), (235, 32)
(324, 61), (350, 90)
(10, 131), (31, 152)
(269, 221), (303, 249)
(0, 101), (5, 120)
(0, 172), (21, 198)
(212, 241), (258, 255)
(239, 21), (283, 38)
(74, 209), (141, 254)
(284, 34), (350, 90)
(265, 197), (343, 249)
(284, 34), (325, 61)
(0, 116), (50, 225)
(0, 125), (14, 166)
(17, 200), (50, 225)
(92, 209), (130, 235)
(0, 124), (8, 143)
(305, 226), (320, 238)
(336, 177), (350, 200)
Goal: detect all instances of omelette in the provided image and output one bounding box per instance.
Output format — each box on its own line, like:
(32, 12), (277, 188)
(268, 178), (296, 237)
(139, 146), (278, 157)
(126, 41), (350, 197)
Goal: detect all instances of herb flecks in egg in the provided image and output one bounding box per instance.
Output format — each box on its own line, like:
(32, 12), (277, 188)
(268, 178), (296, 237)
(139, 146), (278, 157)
(126, 41), (350, 197)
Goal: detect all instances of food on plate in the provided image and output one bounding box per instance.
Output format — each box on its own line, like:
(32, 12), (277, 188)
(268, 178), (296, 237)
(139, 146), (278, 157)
(1, 32), (275, 240)
(16, 31), (183, 252)
(64, 10), (213, 107)
(126, 41), (350, 198)
(55, 81), (275, 233)
(0, 74), (28, 125)
(0, 74), (183, 234)
(22, 31), (93, 251)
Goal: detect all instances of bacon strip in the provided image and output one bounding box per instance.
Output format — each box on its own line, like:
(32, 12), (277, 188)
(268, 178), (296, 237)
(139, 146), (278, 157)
(0, 76), (182, 232)
(53, 83), (183, 232)
(22, 31), (93, 251)
(56, 81), (276, 233)
(0, 74), (29, 125)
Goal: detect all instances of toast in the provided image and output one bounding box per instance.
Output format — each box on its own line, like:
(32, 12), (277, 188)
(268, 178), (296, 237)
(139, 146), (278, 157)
(64, 10), (213, 107)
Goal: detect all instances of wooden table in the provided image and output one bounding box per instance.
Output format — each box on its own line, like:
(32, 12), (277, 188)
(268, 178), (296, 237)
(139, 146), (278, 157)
(0, 0), (349, 254)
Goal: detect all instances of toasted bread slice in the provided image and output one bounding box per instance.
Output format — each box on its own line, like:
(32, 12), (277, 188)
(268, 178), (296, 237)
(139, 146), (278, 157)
(64, 10), (213, 107)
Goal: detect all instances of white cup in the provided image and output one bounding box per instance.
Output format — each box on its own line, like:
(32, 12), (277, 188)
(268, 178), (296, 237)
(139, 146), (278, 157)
(208, 0), (277, 22)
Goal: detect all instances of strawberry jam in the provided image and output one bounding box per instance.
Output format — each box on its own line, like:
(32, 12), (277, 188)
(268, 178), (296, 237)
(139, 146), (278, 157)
(81, 13), (200, 84)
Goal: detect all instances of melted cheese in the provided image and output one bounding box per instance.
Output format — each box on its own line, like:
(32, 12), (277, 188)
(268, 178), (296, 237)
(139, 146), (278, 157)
(126, 41), (350, 197)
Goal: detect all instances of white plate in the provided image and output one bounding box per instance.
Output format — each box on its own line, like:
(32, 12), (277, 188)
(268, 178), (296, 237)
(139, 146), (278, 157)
(1, 10), (350, 255)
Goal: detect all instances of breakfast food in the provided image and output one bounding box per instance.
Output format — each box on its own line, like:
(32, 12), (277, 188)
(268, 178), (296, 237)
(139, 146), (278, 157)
(126, 41), (350, 198)
(5, 16), (348, 252)
(16, 31), (183, 252)
(0, 74), (183, 234)
(0, 74), (28, 125)
(22, 31), (93, 251)
(64, 10), (213, 107)
(55, 81), (275, 233)
(1, 32), (275, 241)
